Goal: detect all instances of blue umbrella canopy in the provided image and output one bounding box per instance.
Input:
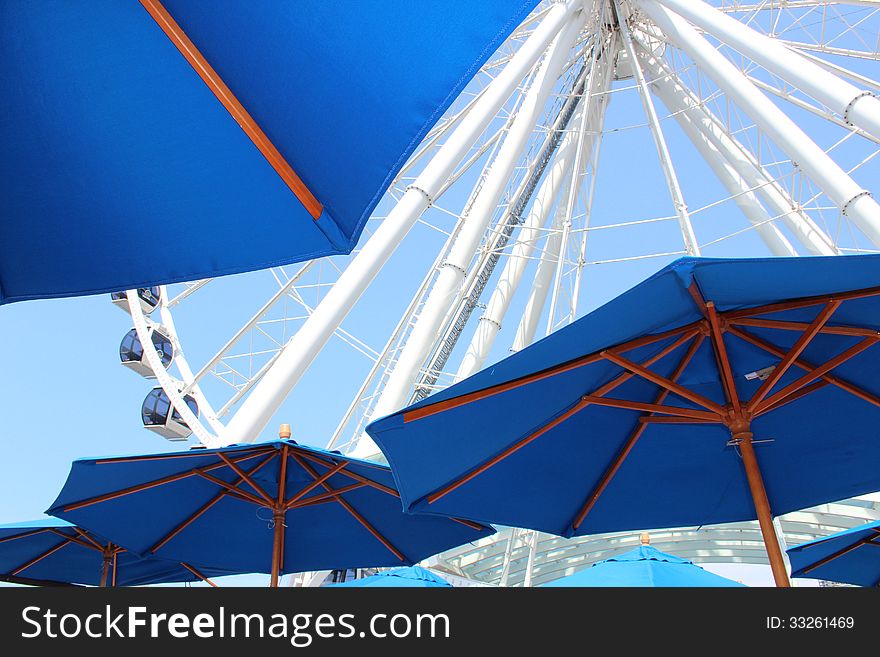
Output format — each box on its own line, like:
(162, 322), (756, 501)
(367, 254), (880, 586)
(331, 565), (453, 588)
(47, 440), (494, 586)
(788, 519), (880, 586)
(0, 518), (230, 586)
(0, 0), (537, 304)
(542, 545), (744, 588)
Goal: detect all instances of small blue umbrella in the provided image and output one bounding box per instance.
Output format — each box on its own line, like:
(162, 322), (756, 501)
(787, 519), (880, 586)
(331, 566), (452, 588)
(368, 254), (880, 587)
(542, 545), (744, 588)
(0, 1), (537, 304)
(48, 440), (494, 586)
(0, 518), (228, 586)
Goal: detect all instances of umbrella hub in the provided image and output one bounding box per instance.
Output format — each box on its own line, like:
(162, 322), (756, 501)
(726, 415), (752, 436)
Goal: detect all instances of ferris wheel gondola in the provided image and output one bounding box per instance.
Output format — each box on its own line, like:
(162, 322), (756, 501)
(119, 326), (174, 377)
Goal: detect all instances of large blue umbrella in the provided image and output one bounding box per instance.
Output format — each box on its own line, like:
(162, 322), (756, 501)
(47, 440), (494, 586)
(0, 0), (537, 304)
(330, 565), (453, 588)
(367, 254), (880, 587)
(542, 544), (744, 588)
(787, 519), (880, 586)
(0, 518), (229, 587)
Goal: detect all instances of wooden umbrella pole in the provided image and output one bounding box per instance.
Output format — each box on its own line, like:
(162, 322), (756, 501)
(99, 552), (112, 588)
(270, 510), (284, 588)
(270, 442), (289, 588)
(735, 430), (791, 587)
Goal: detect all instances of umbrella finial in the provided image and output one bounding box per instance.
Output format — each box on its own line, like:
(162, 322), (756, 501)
(279, 423), (292, 440)
(640, 532), (650, 546)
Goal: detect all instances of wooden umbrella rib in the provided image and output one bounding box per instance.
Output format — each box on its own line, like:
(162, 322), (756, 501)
(288, 483), (366, 510)
(293, 455), (408, 562)
(601, 349), (725, 415)
(426, 397), (593, 506)
(728, 317), (880, 338)
(726, 285), (880, 321)
(757, 380), (829, 416)
(706, 301), (741, 413)
(218, 452), (275, 506)
(180, 562), (218, 587)
(195, 470), (269, 507)
(639, 416), (716, 424)
(138, 0), (323, 218)
(450, 517), (488, 531)
(727, 326), (880, 408)
(570, 333), (705, 531)
(687, 281), (709, 316)
(0, 528), (53, 544)
(334, 496), (407, 562)
(47, 529), (103, 552)
(591, 329), (699, 398)
(403, 354), (605, 423)
(580, 395), (720, 421)
(93, 445), (268, 465)
(11, 539), (73, 576)
(753, 337), (878, 415)
(296, 452), (400, 497)
(72, 528), (105, 550)
(149, 491), (228, 553)
(149, 451), (277, 553)
(425, 333), (704, 506)
(802, 536), (875, 574)
(747, 300), (841, 410)
(63, 450), (270, 512)
(285, 461), (349, 508)
(403, 322), (701, 424)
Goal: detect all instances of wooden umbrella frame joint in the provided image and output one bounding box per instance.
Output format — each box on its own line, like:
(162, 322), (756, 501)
(408, 281), (880, 587)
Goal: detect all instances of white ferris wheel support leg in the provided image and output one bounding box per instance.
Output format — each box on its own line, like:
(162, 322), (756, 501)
(637, 0), (880, 247)
(638, 51), (838, 256)
(614, 0), (699, 257)
(647, 68), (796, 256)
(514, 40), (615, 349)
(513, 218), (566, 351)
(522, 530), (539, 588)
(455, 103), (587, 380)
(219, 1), (580, 445)
(653, 0), (880, 143)
(544, 26), (616, 337)
(361, 7), (590, 434)
(456, 23), (613, 380)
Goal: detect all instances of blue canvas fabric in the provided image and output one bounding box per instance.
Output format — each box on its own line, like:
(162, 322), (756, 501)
(368, 255), (880, 537)
(331, 565), (453, 588)
(788, 519), (880, 586)
(0, 518), (234, 586)
(0, 0), (538, 304)
(47, 441), (494, 575)
(542, 545), (743, 587)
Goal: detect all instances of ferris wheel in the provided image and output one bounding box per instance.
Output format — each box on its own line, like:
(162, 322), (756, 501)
(111, 0), (880, 578)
